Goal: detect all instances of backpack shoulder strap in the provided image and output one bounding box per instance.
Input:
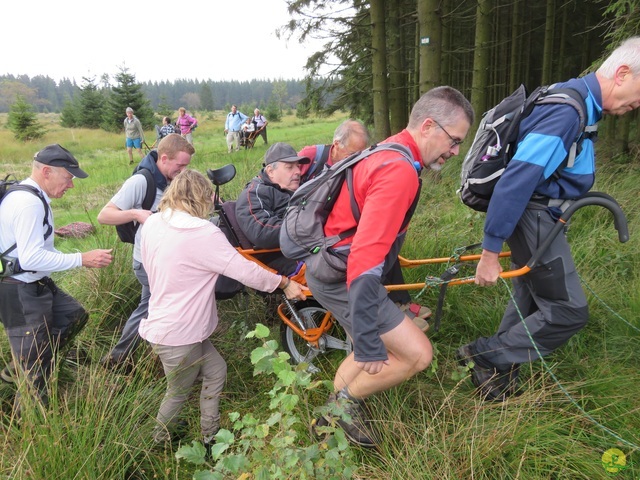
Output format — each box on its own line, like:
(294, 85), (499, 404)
(341, 143), (416, 223)
(536, 86), (597, 168)
(136, 168), (156, 210)
(1, 184), (52, 257)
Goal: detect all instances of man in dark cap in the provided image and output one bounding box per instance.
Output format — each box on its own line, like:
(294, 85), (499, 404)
(0, 144), (113, 409)
(235, 142), (310, 274)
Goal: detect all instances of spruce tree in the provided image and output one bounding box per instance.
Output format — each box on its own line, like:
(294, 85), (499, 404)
(78, 76), (105, 129)
(101, 67), (154, 133)
(7, 95), (45, 141)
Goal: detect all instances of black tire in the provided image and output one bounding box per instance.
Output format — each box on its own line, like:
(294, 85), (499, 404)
(279, 299), (352, 374)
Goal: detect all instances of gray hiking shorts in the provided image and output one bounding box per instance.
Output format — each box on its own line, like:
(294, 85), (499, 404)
(305, 270), (405, 339)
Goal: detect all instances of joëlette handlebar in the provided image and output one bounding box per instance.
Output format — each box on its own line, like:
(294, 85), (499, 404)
(389, 191), (629, 290)
(452, 191), (628, 286)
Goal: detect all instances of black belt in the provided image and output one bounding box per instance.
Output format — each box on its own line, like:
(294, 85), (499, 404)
(0, 277), (23, 284)
(0, 276), (57, 295)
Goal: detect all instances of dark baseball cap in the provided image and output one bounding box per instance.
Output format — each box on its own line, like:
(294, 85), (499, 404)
(34, 144), (88, 179)
(263, 142), (310, 166)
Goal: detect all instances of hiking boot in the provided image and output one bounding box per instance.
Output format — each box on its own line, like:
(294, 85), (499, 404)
(456, 344), (516, 402)
(398, 303), (431, 333)
(0, 362), (16, 384)
(313, 390), (376, 448)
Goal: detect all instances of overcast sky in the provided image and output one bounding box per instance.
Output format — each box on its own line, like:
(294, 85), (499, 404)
(4, 0), (324, 84)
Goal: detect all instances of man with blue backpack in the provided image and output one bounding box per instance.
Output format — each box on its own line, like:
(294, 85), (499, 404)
(457, 37), (640, 402)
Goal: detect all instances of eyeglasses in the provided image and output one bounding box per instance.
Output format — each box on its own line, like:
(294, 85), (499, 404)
(54, 167), (75, 182)
(433, 119), (463, 148)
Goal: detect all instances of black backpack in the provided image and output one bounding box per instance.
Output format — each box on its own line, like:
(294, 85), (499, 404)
(459, 84), (598, 212)
(0, 175), (51, 277)
(115, 168), (156, 244)
(280, 143), (419, 261)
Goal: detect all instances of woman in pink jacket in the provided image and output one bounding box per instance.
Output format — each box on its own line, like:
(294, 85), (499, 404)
(139, 169), (305, 449)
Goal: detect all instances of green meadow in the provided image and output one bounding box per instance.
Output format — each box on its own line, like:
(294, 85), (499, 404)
(0, 112), (638, 479)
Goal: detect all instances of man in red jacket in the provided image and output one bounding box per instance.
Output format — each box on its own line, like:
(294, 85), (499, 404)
(308, 87), (474, 447)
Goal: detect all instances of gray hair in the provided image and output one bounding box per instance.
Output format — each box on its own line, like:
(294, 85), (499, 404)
(407, 86), (474, 130)
(597, 37), (640, 78)
(126, 107), (133, 113)
(333, 120), (370, 148)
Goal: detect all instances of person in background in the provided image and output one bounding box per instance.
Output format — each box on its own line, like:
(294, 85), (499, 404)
(307, 87), (473, 447)
(0, 144), (113, 409)
(456, 36), (640, 402)
(139, 169), (306, 449)
(124, 107), (145, 165)
(176, 107), (197, 145)
(159, 117), (176, 139)
(252, 108), (269, 145)
(152, 117), (177, 149)
(298, 119), (370, 183)
(299, 119), (432, 332)
(241, 117), (255, 148)
(224, 105), (248, 153)
(97, 134), (195, 371)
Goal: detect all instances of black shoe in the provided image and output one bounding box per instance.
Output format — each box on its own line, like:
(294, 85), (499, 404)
(313, 391), (376, 448)
(456, 344), (516, 402)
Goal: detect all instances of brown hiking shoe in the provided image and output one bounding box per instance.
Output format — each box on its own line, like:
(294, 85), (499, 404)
(313, 391), (376, 448)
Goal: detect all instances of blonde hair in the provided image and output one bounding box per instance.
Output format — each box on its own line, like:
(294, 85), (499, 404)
(157, 169), (213, 219)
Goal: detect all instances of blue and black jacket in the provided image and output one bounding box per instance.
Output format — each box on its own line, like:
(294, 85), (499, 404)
(483, 73), (603, 253)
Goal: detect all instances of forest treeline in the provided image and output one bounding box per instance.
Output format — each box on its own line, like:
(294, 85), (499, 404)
(0, 73), (307, 114)
(4, 1), (640, 151)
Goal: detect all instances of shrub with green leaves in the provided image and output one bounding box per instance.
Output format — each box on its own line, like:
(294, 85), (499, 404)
(176, 324), (356, 479)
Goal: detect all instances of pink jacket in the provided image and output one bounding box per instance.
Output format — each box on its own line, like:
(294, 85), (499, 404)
(176, 114), (197, 134)
(139, 209), (281, 346)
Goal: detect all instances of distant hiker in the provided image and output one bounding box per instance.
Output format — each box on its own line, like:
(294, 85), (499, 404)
(251, 108), (269, 145)
(224, 105), (248, 153)
(124, 107), (145, 165)
(176, 107), (197, 145)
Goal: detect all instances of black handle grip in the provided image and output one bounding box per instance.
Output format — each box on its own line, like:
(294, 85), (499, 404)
(527, 192), (629, 269)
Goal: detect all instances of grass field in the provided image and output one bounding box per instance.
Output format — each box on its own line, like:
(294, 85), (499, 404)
(0, 112), (638, 479)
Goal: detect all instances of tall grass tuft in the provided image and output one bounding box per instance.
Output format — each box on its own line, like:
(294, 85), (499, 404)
(0, 113), (638, 478)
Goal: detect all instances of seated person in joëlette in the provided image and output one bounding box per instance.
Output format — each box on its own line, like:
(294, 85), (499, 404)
(235, 142), (310, 275)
